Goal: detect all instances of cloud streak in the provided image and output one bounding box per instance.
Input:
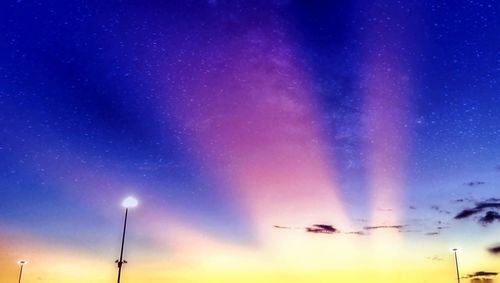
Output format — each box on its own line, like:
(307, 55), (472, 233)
(273, 224), (365, 236)
(465, 271), (498, 278)
(363, 225), (405, 230)
(305, 224), (339, 234)
(273, 225), (292, 229)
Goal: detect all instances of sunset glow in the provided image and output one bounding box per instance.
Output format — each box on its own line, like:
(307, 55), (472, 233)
(1, 1), (499, 283)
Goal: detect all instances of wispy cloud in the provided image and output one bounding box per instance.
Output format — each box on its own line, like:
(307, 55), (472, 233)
(343, 231), (366, 236)
(363, 225), (405, 230)
(430, 205), (451, 215)
(454, 198), (474, 203)
(464, 181), (485, 187)
(433, 220), (450, 229)
(273, 225), (292, 229)
(426, 256), (442, 261)
(274, 223), (422, 236)
(376, 207), (393, 212)
(465, 271), (498, 278)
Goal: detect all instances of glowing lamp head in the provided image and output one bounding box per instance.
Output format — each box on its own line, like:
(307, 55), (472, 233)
(122, 196), (138, 208)
(17, 260), (28, 265)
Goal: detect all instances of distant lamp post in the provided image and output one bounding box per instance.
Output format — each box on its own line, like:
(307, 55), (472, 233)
(116, 196), (138, 283)
(451, 248), (461, 283)
(17, 260), (28, 283)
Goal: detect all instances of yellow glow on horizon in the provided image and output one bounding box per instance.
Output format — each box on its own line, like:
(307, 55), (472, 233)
(1, 220), (498, 283)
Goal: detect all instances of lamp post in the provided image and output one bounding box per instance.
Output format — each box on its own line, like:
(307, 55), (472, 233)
(17, 260), (28, 283)
(116, 196), (138, 283)
(452, 248), (461, 283)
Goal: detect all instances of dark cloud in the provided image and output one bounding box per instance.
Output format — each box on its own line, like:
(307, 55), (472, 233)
(454, 199), (500, 226)
(363, 225), (405, 230)
(465, 271), (498, 278)
(476, 202), (500, 210)
(425, 232), (440, 236)
(479, 211), (500, 225)
(488, 245), (500, 254)
(455, 208), (481, 219)
(409, 206), (417, 210)
(305, 224), (338, 234)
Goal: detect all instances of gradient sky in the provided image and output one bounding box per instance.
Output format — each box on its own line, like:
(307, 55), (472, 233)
(1, 1), (500, 282)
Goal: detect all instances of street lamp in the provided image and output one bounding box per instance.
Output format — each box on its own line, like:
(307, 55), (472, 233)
(116, 196), (138, 283)
(451, 248), (461, 283)
(17, 260), (28, 283)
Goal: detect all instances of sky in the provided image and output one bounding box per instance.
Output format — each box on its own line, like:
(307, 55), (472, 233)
(0, 0), (499, 282)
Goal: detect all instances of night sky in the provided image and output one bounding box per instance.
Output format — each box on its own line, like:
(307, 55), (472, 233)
(1, 1), (499, 282)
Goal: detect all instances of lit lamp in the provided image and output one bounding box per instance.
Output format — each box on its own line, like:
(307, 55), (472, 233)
(116, 196), (138, 283)
(122, 196), (138, 208)
(17, 260), (28, 283)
